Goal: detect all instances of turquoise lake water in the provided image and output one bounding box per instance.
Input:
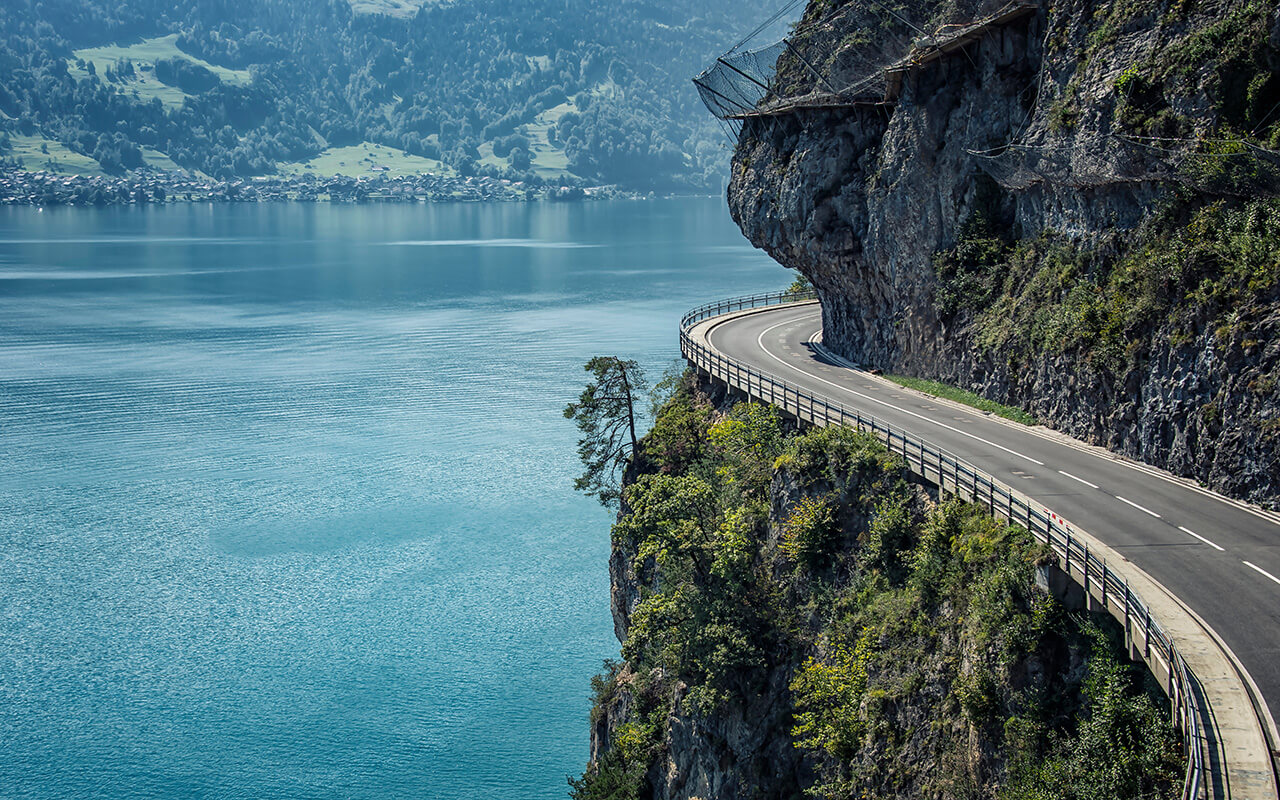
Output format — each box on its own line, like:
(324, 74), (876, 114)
(0, 199), (785, 799)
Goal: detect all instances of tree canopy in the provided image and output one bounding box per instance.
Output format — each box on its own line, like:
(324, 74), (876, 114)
(0, 0), (784, 188)
(564, 356), (646, 506)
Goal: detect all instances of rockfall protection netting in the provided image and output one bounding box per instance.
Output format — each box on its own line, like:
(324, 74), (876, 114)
(970, 135), (1280, 196)
(693, 41), (790, 132)
(696, 0), (1280, 195)
(694, 0), (1028, 136)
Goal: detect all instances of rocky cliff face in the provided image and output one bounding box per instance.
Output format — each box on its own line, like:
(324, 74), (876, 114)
(728, 0), (1280, 507)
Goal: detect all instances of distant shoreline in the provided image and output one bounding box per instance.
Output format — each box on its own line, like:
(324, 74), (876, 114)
(0, 168), (653, 207)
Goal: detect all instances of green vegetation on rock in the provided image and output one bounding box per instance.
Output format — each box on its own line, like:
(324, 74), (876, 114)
(883, 374), (1039, 426)
(574, 374), (1181, 799)
(936, 196), (1280, 377)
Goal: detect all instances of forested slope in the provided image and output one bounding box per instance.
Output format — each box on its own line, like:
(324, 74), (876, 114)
(0, 0), (777, 189)
(573, 375), (1181, 799)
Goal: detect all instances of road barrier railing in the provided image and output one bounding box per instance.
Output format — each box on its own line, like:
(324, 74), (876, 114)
(680, 292), (1205, 800)
(681, 288), (818, 331)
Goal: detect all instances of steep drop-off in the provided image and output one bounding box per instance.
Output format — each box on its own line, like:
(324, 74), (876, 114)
(572, 376), (1180, 800)
(728, 0), (1280, 507)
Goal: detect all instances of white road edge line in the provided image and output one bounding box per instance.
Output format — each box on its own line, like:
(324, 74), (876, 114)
(1115, 495), (1162, 518)
(777, 308), (1280, 534)
(1057, 470), (1100, 490)
(1242, 560), (1280, 587)
(752, 319), (1046, 466)
(1179, 526), (1225, 552)
(720, 307), (1280, 544)
(736, 309), (1280, 739)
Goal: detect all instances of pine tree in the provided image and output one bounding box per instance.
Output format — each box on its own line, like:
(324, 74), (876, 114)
(564, 356), (646, 506)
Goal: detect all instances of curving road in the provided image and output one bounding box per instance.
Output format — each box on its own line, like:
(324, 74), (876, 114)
(704, 301), (1280, 720)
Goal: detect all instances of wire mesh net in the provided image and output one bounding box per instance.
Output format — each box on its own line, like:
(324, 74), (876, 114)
(694, 0), (1027, 124)
(696, 0), (1280, 196)
(972, 136), (1280, 196)
(694, 42), (789, 122)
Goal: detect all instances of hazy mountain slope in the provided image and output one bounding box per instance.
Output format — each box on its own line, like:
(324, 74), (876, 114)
(0, 0), (780, 189)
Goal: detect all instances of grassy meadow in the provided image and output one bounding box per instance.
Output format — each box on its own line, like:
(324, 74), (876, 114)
(66, 34), (251, 109)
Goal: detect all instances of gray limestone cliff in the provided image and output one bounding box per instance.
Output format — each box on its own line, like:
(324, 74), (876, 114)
(728, 0), (1280, 507)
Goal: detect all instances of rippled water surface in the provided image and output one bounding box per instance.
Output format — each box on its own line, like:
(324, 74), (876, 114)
(0, 200), (784, 799)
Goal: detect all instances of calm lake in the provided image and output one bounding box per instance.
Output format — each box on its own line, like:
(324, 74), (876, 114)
(0, 199), (784, 799)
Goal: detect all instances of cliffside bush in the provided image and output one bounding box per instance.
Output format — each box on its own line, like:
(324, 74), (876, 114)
(940, 197), (1280, 376)
(575, 377), (1182, 799)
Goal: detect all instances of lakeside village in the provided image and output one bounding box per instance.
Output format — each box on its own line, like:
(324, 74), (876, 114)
(0, 168), (629, 206)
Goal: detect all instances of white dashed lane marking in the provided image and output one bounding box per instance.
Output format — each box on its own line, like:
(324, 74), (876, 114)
(1115, 495), (1162, 519)
(754, 318), (1046, 467)
(1178, 526), (1225, 551)
(1243, 561), (1280, 587)
(1058, 470), (1100, 490)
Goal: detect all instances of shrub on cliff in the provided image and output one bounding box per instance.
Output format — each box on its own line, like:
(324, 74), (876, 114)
(576, 379), (1181, 799)
(1002, 622), (1182, 800)
(940, 195), (1280, 380)
(642, 372), (713, 477)
(788, 497), (1177, 798)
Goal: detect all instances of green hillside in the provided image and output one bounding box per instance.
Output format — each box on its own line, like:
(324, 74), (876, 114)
(0, 0), (780, 190)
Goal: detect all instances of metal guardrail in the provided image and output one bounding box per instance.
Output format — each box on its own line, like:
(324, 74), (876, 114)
(681, 288), (819, 330)
(681, 291), (1205, 800)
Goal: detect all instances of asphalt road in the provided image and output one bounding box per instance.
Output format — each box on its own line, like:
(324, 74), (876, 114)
(705, 302), (1280, 717)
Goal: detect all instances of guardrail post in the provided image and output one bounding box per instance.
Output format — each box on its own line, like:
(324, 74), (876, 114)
(1083, 544), (1090, 599)
(1102, 560), (1109, 609)
(1171, 664), (1181, 730)
(1065, 531), (1072, 578)
(1124, 580), (1132, 652)
(1144, 606), (1151, 658)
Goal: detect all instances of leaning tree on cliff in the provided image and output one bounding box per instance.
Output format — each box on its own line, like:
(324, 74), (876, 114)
(564, 356), (647, 506)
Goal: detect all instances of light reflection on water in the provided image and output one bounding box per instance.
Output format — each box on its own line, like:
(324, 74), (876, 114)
(0, 199), (785, 799)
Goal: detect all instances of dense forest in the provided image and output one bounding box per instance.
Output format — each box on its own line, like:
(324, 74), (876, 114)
(0, 0), (782, 189)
